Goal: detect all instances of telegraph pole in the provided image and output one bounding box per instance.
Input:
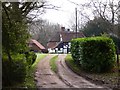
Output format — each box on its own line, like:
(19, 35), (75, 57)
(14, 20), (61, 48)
(75, 8), (77, 38)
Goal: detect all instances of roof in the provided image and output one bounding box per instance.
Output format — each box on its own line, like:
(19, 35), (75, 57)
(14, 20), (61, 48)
(47, 31), (85, 48)
(48, 31), (85, 42)
(29, 39), (45, 50)
(61, 31), (85, 42)
(49, 33), (60, 42)
(47, 42), (57, 49)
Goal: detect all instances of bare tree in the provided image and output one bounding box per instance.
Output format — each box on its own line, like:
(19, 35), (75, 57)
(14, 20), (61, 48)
(28, 19), (61, 47)
(68, 0), (120, 37)
(90, 0), (119, 33)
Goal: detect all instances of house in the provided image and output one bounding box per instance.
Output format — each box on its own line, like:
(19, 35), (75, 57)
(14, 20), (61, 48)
(28, 39), (46, 53)
(47, 27), (85, 53)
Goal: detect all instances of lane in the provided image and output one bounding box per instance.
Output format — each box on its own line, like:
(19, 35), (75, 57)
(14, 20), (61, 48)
(57, 54), (109, 89)
(35, 54), (69, 88)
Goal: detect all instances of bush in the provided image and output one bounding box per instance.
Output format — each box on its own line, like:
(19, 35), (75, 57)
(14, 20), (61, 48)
(71, 36), (116, 73)
(2, 54), (27, 87)
(110, 35), (120, 54)
(24, 51), (37, 67)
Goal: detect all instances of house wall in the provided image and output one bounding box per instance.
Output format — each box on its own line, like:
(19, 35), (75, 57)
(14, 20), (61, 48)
(48, 42), (71, 54)
(62, 42), (70, 53)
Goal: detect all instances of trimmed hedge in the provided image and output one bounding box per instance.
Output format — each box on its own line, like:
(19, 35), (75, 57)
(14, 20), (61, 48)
(71, 36), (116, 73)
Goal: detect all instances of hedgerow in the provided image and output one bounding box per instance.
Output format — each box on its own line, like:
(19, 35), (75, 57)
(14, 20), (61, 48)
(71, 36), (116, 73)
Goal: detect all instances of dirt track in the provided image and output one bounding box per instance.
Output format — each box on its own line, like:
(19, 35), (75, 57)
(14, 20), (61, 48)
(35, 54), (110, 89)
(57, 54), (105, 88)
(35, 54), (68, 88)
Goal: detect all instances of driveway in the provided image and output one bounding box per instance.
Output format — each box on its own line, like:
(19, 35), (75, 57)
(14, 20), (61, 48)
(56, 54), (106, 88)
(35, 54), (68, 88)
(35, 54), (110, 89)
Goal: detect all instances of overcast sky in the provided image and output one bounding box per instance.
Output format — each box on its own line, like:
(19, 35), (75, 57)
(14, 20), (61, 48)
(41, 0), (91, 28)
(37, 0), (118, 28)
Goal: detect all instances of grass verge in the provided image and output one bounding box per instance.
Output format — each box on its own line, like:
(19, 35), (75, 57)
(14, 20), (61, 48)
(65, 54), (120, 89)
(24, 53), (47, 88)
(50, 55), (58, 73)
(65, 54), (81, 73)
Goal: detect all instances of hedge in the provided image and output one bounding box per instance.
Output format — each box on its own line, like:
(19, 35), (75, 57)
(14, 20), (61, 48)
(2, 54), (27, 86)
(71, 36), (116, 73)
(2, 51), (37, 87)
(24, 51), (37, 68)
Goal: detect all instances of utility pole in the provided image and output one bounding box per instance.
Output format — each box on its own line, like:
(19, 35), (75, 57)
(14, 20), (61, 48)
(75, 8), (77, 38)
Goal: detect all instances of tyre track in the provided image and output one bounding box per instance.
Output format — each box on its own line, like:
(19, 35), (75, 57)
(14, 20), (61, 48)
(56, 54), (109, 89)
(35, 54), (69, 88)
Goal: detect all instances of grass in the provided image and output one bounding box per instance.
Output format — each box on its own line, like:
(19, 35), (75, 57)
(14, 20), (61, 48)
(50, 55), (58, 73)
(65, 54), (81, 73)
(65, 54), (120, 88)
(24, 53), (47, 88)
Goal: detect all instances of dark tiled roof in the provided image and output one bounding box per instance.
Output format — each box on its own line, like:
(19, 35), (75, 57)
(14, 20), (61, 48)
(61, 31), (85, 42)
(49, 32), (60, 42)
(47, 31), (85, 48)
(49, 31), (85, 42)
(47, 42), (57, 49)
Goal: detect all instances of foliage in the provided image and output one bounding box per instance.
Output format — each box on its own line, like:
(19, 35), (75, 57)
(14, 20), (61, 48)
(24, 51), (37, 68)
(65, 54), (120, 88)
(82, 17), (111, 37)
(2, 2), (30, 63)
(110, 35), (120, 51)
(81, 17), (120, 51)
(2, 54), (27, 87)
(101, 33), (120, 52)
(2, 1), (53, 88)
(50, 55), (58, 73)
(70, 39), (81, 63)
(71, 36), (116, 73)
(2, 51), (37, 87)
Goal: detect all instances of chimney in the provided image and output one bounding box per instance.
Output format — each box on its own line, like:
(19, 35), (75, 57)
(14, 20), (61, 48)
(61, 27), (65, 31)
(67, 29), (70, 32)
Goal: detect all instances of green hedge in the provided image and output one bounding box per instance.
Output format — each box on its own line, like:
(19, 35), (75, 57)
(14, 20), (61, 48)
(24, 51), (37, 68)
(71, 36), (116, 73)
(2, 51), (37, 87)
(2, 54), (27, 86)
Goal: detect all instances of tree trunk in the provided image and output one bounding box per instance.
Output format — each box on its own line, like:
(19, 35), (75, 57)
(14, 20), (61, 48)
(6, 50), (12, 62)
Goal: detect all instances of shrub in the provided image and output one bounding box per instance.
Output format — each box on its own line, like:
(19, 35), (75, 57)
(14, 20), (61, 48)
(71, 36), (116, 73)
(24, 51), (37, 67)
(2, 54), (27, 87)
(110, 35), (120, 54)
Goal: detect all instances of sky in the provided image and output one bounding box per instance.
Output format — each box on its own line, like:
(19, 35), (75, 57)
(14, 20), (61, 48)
(41, 0), (91, 28)
(36, 0), (118, 28)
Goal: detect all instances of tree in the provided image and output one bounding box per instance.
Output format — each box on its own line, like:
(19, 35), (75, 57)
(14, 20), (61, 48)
(2, 2), (28, 61)
(2, 1), (52, 61)
(69, 0), (120, 37)
(28, 19), (61, 47)
(82, 17), (111, 37)
(90, 0), (120, 37)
